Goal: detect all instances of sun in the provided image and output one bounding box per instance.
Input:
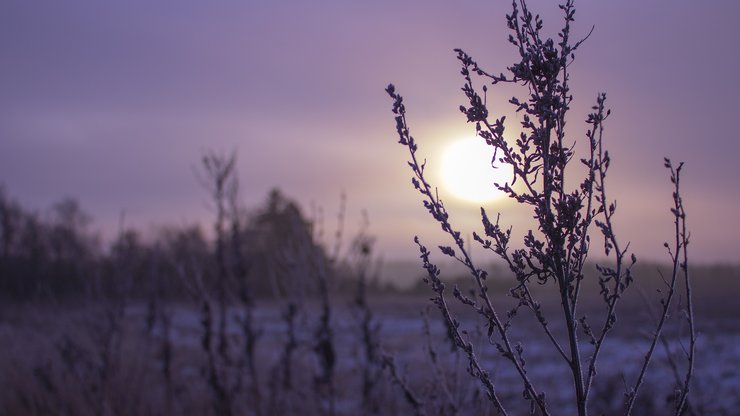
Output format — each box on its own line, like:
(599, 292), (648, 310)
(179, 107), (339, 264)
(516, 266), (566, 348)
(440, 137), (512, 203)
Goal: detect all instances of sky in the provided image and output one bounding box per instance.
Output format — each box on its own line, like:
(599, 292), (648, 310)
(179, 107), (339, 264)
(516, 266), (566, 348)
(1, 0), (739, 264)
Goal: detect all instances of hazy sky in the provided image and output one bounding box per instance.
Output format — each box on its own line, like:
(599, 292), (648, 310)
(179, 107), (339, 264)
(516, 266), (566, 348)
(2, 0), (739, 263)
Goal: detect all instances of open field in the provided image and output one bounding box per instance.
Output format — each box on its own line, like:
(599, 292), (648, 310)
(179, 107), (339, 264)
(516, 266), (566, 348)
(1, 265), (738, 415)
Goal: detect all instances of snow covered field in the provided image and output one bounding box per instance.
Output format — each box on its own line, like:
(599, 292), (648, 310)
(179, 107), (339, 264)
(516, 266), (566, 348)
(0, 292), (737, 415)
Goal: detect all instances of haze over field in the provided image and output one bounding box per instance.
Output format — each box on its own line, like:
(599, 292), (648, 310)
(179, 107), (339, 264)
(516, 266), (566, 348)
(2, 0), (739, 263)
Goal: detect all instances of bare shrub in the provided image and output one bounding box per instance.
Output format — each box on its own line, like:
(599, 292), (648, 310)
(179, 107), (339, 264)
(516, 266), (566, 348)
(386, 1), (695, 414)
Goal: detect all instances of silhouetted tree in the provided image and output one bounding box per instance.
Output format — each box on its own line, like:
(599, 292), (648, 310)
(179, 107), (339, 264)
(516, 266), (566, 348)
(244, 188), (325, 298)
(0, 191), (100, 300)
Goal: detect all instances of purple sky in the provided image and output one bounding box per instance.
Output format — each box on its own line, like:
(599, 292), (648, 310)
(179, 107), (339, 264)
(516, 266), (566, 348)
(1, 0), (739, 263)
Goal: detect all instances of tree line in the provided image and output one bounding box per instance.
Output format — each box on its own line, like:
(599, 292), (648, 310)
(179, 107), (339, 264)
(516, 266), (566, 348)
(0, 185), (364, 302)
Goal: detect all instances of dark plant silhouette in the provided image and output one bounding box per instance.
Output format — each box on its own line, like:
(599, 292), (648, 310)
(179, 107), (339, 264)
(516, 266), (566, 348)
(387, 0), (695, 414)
(348, 212), (384, 414)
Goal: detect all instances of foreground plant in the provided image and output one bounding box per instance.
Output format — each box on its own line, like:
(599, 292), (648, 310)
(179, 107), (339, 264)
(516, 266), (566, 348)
(387, 1), (694, 414)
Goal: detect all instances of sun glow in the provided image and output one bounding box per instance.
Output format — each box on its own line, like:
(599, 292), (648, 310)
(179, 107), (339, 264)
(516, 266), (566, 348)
(440, 138), (512, 203)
